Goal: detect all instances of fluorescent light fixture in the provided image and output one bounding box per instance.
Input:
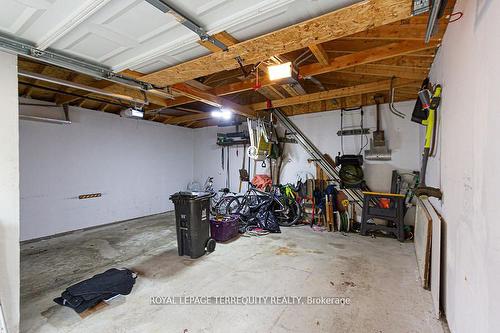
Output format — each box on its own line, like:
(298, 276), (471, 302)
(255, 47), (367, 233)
(268, 62), (292, 81)
(120, 108), (144, 119)
(212, 108), (232, 120)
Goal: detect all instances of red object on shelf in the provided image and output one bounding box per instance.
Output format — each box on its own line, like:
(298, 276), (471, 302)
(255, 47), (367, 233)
(379, 198), (390, 209)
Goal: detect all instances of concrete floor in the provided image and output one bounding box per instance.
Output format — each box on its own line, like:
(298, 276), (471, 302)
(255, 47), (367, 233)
(21, 212), (443, 333)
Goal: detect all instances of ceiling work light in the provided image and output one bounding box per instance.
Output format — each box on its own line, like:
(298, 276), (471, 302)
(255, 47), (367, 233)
(267, 61), (298, 84)
(211, 108), (232, 120)
(120, 108), (144, 119)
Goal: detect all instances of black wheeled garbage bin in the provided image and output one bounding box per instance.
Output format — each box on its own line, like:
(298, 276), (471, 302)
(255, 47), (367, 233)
(170, 192), (216, 259)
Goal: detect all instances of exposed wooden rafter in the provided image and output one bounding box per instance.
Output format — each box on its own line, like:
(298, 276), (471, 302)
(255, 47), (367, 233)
(336, 63), (429, 80)
(198, 31), (239, 52)
(139, 0), (414, 87)
(308, 44), (330, 65)
(17, 0), (458, 128)
(298, 40), (438, 78)
(171, 83), (255, 118)
(251, 78), (418, 110)
(163, 40), (436, 108)
(198, 31), (303, 102)
(163, 78), (418, 124)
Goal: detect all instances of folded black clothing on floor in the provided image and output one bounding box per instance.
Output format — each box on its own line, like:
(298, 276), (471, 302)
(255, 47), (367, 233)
(54, 268), (137, 313)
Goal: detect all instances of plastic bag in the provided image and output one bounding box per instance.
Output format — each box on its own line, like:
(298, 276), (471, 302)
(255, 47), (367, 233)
(255, 200), (281, 233)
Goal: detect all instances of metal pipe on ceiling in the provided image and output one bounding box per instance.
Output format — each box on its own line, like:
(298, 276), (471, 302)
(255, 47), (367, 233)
(19, 103), (62, 108)
(0, 33), (175, 101)
(19, 115), (72, 125)
(0, 33), (153, 91)
(18, 70), (147, 105)
(18, 81), (130, 108)
(19, 104), (71, 125)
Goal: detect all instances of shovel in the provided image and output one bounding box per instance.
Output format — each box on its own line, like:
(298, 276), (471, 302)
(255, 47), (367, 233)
(365, 96), (391, 161)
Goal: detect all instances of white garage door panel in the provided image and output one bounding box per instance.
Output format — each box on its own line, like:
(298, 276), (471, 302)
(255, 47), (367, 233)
(64, 31), (124, 63)
(20, 0), (100, 46)
(0, 0), (362, 73)
(0, 0), (52, 35)
(103, 24), (199, 70)
(130, 42), (209, 74)
(103, 1), (174, 42)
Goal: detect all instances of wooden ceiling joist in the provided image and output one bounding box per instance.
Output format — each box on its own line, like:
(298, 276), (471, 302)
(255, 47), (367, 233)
(308, 44), (330, 65)
(197, 31), (282, 108)
(163, 112), (210, 126)
(164, 78), (418, 124)
(336, 63), (429, 80)
(199, 31), (305, 104)
(17, 0), (457, 128)
(279, 92), (412, 117)
(139, 0), (414, 87)
(251, 78), (418, 110)
(298, 40), (437, 78)
(171, 83), (255, 118)
(344, 21), (447, 40)
(163, 39), (435, 110)
(198, 31), (239, 52)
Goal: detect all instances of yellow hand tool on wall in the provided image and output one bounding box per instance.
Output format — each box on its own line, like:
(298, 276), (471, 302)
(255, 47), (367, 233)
(414, 83), (443, 199)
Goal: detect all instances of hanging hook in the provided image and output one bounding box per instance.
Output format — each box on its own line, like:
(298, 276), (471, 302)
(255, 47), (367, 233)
(389, 77), (406, 118)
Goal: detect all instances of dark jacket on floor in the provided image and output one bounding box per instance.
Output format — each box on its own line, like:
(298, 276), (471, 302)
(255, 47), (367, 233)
(54, 268), (136, 313)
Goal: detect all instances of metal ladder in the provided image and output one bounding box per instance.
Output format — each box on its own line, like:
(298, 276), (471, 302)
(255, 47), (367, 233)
(272, 108), (365, 208)
(0, 302), (7, 333)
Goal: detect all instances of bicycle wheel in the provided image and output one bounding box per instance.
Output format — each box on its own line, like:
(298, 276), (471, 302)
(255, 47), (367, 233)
(218, 196), (241, 215)
(210, 194), (219, 215)
(274, 196), (302, 226)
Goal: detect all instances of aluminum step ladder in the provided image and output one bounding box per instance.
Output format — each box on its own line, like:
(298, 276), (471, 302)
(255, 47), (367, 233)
(0, 302), (7, 333)
(272, 108), (365, 208)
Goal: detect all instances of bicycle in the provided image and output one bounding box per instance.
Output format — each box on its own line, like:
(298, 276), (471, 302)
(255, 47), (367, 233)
(204, 177), (240, 216)
(226, 184), (302, 226)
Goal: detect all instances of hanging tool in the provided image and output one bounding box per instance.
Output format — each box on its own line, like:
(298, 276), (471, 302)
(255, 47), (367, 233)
(326, 194), (334, 232)
(247, 118), (271, 161)
(226, 146), (230, 190)
(336, 107), (367, 189)
(339, 107), (367, 155)
(239, 144), (249, 192)
(248, 154), (251, 190)
(325, 194), (331, 230)
(221, 147), (225, 171)
(365, 96), (392, 161)
(413, 82), (443, 199)
(389, 76), (406, 118)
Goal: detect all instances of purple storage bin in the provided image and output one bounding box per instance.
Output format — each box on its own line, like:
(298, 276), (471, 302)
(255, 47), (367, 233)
(210, 215), (239, 242)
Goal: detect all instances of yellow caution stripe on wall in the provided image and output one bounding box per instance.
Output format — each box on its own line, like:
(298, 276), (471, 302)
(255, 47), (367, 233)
(78, 193), (102, 200)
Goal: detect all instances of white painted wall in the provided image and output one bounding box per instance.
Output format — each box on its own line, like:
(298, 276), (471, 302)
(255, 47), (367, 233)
(193, 101), (421, 194)
(278, 101), (421, 192)
(20, 103), (194, 241)
(426, 1), (500, 332)
(0, 51), (20, 333)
